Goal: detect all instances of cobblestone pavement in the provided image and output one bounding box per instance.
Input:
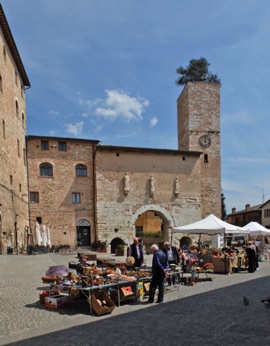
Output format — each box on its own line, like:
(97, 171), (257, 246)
(1, 252), (270, 346)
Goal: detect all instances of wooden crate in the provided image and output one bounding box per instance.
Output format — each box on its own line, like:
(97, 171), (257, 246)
(89, 291), (115, 316)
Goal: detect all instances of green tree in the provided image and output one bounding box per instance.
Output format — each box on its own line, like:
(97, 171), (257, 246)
(176, 57), (220, 85)
(221, 192), (227, 221)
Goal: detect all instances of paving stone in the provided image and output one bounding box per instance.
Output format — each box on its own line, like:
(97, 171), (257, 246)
(0, 253), (270, 345)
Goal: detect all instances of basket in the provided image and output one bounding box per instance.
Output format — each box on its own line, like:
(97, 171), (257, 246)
(89, 291), (115, 316)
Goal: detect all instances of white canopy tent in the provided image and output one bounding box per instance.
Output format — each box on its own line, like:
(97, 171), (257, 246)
(242, 221), (270, 236)
(172, 214), (249, 235)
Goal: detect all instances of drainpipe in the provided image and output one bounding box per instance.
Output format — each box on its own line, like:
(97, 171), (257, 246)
(93, 144), (98, 243)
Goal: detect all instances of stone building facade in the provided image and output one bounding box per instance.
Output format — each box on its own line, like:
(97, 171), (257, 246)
(0, 4), (222, 252)
(0, 5), (30, 252)
(95, 145), (202, 250)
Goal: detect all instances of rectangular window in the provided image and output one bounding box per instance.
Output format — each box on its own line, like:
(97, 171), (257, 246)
(58, 141), (67, 151)
(41, 140), (49, 150)
(19, 183), (21, 192)
(10, 175), (13, 186)
(30, 192), (39, 203)
(36, 217), (42, 224)
(264, 209), (270, 218)
(72, 192), (81, 204)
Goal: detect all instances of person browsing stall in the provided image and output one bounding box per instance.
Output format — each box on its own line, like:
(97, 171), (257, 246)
(129, 237), (144, 268)
(146, 244), (169, 304)
(163, 242), (180, 285)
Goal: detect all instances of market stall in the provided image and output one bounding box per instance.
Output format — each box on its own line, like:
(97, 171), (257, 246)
(172, 214), (249, 274)
(40, 263), (153, 315)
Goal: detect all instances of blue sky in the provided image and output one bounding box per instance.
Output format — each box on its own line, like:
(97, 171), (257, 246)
(2, 0), (270, 215)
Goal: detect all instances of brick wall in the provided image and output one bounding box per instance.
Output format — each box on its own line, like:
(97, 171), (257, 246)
(27, 137), (97, 248)
(0, 26), (29, 249)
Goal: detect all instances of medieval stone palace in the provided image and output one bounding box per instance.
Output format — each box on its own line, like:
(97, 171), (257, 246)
(0, 5), (221, 253)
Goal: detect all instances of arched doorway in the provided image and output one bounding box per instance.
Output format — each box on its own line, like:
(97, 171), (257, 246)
(111, 237), (125, 254)
(76, 219), (91, 246)
(179, 236), (192, 249)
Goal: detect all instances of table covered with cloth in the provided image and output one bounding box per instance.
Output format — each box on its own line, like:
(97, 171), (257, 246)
(212, 256), (238, 274)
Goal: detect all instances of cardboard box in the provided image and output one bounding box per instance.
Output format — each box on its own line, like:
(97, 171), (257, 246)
(137, 282), (143, 296)
(45, 295), (71, 309)
(143, 282), (150, 292)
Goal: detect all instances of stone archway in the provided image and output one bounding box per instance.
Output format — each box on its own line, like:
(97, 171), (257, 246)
(130, 204), (174, 251)
(179, 236), (192, 249)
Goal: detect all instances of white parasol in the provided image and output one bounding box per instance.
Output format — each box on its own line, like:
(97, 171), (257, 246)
(35, 222), (42, 245)
(46, 226), (51, 247)
(41, 225), (48, 246)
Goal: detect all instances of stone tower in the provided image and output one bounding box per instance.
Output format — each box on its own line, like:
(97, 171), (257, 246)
(177, 81), (221, 218)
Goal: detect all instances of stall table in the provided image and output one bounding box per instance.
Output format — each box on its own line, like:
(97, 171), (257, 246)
(212, 256), (238, 274)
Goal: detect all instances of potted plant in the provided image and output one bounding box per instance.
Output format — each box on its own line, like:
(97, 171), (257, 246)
(19, 245), (27, 254)
(115, 243), (125, 256)
(96, 241), (107, 253)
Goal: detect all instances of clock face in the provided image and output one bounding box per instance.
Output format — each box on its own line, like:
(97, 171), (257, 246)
(198, 134), (211, 148)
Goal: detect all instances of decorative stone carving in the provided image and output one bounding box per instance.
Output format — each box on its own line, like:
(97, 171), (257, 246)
(174, 177), (180, 196)
(124, 172), (130, 195)
(150, 175), (155, 197)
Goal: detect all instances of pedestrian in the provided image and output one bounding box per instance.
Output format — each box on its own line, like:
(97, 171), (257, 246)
(146, 244), (169, 304)
(253, 241), (259, 270)
(163, 242), (180, 285)
(129, 237), (144, 268)
(244, 242), (256, 273)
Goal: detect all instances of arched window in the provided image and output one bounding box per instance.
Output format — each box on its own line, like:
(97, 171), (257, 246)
(40, 162), (53, 176)
(22, 112), (25, 128)
(76, 164), (87, 177)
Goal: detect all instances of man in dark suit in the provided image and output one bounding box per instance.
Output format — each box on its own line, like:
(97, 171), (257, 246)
(129, 237), (144, 268)
(163, 242), (180, 285)
(146, 244), (169, 304)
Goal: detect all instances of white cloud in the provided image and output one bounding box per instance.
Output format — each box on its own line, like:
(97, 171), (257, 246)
(48, 110), (59, 117)
(80, 89), (149, 121)
(150, 116), (158, 127)
(65, 121), (84, 135)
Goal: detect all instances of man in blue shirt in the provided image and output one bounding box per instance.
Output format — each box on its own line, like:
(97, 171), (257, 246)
(147, 244), (169, 303)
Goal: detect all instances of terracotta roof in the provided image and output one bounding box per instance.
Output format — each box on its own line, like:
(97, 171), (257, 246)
(96, 144), (201, 156)
(26, 135), (100, 145)
(0, 4), (30, 87)
(227, 204), (262, 217)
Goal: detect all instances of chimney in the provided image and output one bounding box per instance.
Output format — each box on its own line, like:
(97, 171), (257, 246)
(246, 204), (250, 210)
(232, 208), (236, 214)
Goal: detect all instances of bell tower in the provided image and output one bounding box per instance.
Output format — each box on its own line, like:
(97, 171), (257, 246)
(177, 81), (221, 218)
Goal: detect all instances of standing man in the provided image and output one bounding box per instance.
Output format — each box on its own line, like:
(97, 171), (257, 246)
(146, 244), (169, 304)
(163, 242), (180, 285)
(129, 237), (144, 268)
